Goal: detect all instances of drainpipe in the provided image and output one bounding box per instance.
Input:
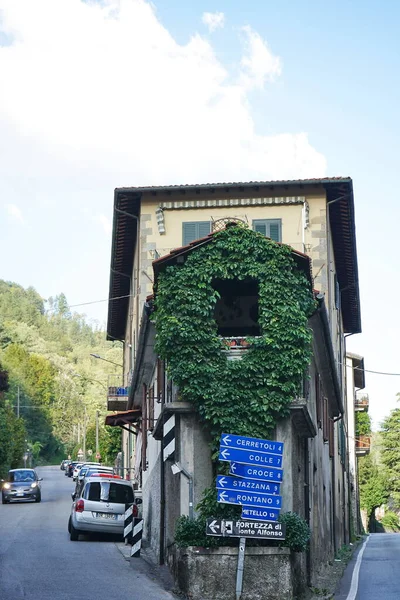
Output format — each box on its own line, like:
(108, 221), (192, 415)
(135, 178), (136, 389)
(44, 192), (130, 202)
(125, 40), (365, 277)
(159, 369), (166, 565)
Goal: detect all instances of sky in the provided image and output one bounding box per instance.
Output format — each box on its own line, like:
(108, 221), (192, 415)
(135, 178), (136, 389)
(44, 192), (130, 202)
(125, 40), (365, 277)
(0, 0), (399, 430)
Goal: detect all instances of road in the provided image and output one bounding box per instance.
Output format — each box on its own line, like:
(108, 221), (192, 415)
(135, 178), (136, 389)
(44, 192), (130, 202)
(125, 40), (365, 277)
(336, 533), (400, 600)
(0, 465), (175, 600)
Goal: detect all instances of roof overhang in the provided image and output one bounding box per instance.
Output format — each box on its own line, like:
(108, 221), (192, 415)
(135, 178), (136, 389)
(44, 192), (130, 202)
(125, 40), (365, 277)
(346, 352), (365, 389)
(106, 190), (141, 341)
(326, 179), (361, 333)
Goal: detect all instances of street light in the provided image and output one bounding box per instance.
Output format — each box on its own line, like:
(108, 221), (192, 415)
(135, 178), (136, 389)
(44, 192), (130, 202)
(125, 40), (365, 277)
(90, 353), (123, 369)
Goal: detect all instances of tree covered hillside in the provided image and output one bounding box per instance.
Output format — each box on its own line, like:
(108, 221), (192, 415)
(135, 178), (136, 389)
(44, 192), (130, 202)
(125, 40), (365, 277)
(0, 280), (121, 475)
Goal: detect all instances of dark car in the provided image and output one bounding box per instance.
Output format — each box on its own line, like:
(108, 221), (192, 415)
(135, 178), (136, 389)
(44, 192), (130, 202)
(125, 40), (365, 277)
(1, 469), (42, 504)
(66, 461), (79, 478)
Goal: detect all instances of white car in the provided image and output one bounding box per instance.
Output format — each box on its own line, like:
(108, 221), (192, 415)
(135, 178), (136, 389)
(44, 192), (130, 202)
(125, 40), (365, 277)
(72, 462), (100, 481)
(72, 463), (84, 481)
(68, 474), (136, 541)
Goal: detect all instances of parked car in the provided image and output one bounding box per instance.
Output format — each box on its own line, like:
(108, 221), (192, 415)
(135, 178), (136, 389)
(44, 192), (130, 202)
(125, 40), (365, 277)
(66, 461), (79, 478)
(60, 459), (69, 470)
(68, 474), (136, 541)
(73, 466), (114, 499)
(1, 469), (42, 504)
(72, 463), (85, 481)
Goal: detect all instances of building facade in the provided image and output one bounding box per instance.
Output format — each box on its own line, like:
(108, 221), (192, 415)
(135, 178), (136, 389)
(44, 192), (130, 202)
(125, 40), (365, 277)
(105, 178), (362, 586)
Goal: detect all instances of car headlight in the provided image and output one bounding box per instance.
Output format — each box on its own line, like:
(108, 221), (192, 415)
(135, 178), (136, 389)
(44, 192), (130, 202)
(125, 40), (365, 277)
(3, 483), (10, 489)
(30, 482), (37, 488)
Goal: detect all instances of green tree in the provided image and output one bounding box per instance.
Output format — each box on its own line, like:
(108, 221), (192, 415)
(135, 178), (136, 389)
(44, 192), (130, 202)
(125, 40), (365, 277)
(380, 407), (400, 508)
(356, 411), (372, 436)
(0, 279), (122, 465)
(358, 453), (389, 528)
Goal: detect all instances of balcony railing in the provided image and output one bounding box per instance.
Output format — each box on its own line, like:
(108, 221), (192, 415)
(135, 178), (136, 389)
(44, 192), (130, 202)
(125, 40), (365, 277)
(355, 435), (371, 456)
(221, 337), (260, 361)
(107, 374), (129, 412)
(355, 394), (369, 412)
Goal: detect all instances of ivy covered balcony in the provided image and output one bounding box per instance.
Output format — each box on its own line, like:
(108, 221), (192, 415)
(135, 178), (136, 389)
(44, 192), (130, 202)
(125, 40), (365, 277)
(355, 393), (369, 412)
(220, 336), (259, 360)
(355, 435), (371, 456)
(107, 374), (129, 412)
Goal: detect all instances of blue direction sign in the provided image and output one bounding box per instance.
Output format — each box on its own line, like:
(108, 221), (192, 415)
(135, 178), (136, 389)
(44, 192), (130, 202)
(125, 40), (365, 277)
(230, 462), (283, 483)
(219, 446), (282, 468)
(216, 475), (280, 496)
(241, 506), (281, 522)
(217, 489), (282, 509)
(220, 433), (283, 456)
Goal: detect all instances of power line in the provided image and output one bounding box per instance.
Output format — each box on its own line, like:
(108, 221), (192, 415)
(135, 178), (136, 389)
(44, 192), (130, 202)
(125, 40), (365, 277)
(353, 366), (400, 377)
(46, 293), (133, 312)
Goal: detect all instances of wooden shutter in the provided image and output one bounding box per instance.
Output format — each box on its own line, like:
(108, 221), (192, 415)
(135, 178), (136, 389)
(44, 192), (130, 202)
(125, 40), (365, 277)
(254, 222), (267, 235)
(183, 222), (211, 245)
(269, 221), (281, 242)
(253, 220), (282, 242)
(183, 223), (197, 246)
(157, 359), (165, 404)
(148, 386), (154, 432)
(315, 374), (322, 429)
(198, 221), (211, 238)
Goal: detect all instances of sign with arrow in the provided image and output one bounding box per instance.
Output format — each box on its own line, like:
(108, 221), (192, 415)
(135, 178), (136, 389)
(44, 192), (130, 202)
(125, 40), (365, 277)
(241, 506), (281, 522)
(220, 433), (284, 456)
(216, 475), (280, 496)
(217, 489), (282, 509)
(219, 446), (282, 468)
(230, 462), (283, 483)
(206, 518), (286, 540)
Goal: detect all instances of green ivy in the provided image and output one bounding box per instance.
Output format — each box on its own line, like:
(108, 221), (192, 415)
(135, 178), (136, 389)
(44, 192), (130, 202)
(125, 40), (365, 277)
(154, 224), (315, 450)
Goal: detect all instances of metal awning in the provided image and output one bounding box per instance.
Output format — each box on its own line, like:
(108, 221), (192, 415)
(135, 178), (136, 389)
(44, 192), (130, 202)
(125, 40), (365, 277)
(105, 409), (141, 430)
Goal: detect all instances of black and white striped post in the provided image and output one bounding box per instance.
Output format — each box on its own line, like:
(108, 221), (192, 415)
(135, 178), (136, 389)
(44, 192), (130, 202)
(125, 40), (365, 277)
(131, 518), (144, 557)
(124, 503), (134, 544)
(163, 413), (175, 461)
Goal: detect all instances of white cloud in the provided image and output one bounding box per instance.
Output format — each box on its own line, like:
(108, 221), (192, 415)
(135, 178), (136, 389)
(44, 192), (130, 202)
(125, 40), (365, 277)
(239, 25), (282, 90)
(97, 214), (112, 235)
(202, 11), (225, 33)
(0, 0), (326, 194)
(6, 203), (24, 222)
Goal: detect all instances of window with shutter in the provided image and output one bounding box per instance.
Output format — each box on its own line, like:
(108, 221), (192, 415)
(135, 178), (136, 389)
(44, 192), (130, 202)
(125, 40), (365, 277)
(183, 222), (211, 245)
(252, 219), (282, 242)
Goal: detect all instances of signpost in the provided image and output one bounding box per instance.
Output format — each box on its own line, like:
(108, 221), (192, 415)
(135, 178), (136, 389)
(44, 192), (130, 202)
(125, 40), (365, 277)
(230, 462), (283, 483)
(220, 433), (284, 455)
(216, 475), (280, 496)
(218, 446), (283, 468)
(209, 432), (285, 600)
(241, 507), (281, 522)
(217, 489), (282, 509)
(206, 518), (286, 540)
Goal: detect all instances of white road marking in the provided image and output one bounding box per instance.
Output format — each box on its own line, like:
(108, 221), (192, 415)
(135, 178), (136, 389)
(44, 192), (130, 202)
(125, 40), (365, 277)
(345, 535), (370, 600)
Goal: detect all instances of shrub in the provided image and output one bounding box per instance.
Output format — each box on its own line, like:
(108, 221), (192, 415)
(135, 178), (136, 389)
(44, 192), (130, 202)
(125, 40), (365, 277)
(278, 512), (310, 552)
(380, 511), (400, 532)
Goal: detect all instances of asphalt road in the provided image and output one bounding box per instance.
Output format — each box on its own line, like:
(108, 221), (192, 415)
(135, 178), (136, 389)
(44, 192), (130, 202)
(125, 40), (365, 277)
(336, 533), (400, 600)
(0, 465), (175, 600)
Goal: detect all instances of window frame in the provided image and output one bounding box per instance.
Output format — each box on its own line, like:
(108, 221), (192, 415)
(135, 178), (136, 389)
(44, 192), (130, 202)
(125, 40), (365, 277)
(182, 221), (212, 245)
(252, 219), (282, 242)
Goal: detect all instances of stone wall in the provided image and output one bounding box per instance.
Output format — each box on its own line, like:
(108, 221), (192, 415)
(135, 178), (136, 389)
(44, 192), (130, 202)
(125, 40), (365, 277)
(169, 545), (295, 600)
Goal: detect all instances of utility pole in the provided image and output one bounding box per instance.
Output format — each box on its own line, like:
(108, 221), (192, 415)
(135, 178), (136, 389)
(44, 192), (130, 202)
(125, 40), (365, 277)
(17, 386), (20, 418)
(83, 406), (87, 461)
(95, 410), (99, 457)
